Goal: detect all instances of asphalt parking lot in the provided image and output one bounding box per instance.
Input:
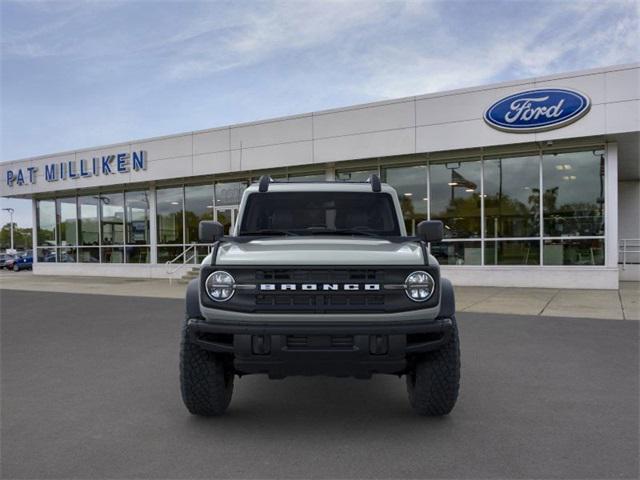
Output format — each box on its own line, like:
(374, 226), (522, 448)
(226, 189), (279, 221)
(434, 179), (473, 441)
(1, 290), (638, 479)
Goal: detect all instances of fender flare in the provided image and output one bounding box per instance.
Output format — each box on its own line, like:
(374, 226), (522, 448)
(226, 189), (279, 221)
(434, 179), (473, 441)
(438, 277), (456, 319)
(185, 278), (203, 319)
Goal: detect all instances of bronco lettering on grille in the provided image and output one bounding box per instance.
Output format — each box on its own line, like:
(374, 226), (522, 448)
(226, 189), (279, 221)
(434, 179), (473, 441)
(260, 283), (381, 291)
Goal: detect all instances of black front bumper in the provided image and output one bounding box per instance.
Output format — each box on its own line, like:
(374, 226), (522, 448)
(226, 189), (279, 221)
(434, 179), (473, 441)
(186, 318), (452, 378)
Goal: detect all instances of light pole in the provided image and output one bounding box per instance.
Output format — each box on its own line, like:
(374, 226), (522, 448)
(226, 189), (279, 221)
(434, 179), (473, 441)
(2, 207), (15, 251)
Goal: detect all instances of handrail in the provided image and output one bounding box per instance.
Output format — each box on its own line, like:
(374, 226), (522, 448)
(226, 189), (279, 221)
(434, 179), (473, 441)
(619, 238), (640, 270)
(166, 244), (199, 283)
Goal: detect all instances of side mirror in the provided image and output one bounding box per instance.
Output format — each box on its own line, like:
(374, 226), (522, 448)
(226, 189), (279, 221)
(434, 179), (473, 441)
(199, 221), (225, 243)
(417, 220), (443, 243)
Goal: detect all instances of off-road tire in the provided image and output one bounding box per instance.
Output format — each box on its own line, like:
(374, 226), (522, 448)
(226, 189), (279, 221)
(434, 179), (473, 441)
(180, 319), (234, 416)
(406, 316), (460, 416)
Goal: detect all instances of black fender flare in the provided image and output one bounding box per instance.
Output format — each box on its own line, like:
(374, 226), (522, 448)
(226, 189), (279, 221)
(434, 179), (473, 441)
(438, 277), (456, 319)
(185, 278), (203, 319)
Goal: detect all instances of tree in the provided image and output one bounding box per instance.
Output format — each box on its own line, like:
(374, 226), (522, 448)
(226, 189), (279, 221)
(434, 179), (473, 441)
(0, 223), (32, 251)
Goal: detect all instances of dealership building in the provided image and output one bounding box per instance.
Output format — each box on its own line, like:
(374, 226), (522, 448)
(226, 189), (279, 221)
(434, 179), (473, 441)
(1, 63), (638, 289)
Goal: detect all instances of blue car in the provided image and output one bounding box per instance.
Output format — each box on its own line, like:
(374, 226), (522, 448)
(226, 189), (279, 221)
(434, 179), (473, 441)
(10, 251), (33, 271)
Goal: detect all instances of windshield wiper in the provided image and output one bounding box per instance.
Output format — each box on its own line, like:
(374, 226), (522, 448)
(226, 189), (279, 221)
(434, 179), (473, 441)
(239, 229), (299, 236)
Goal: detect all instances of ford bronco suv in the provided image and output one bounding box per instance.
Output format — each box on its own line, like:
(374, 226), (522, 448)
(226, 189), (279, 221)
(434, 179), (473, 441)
(181, 175), (460, 416)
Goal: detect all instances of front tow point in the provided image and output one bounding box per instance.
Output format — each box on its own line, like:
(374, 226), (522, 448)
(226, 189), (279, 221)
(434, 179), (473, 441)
(252, 335), (271, 355)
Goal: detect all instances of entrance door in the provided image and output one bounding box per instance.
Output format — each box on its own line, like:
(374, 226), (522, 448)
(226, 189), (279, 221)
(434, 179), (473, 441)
(215, 207), (239, 235)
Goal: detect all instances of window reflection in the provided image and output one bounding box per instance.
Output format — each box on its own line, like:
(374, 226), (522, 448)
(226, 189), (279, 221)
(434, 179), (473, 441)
(383, 165), (428, 235)
(542, 150), (605, 237)
(431, 241), (481, 265)
(56, 197), (77, 246)
(215, 181), (246, 206)
(100, 193), (124, 245)
(157, 187), (184, 244)
(484, 155), (540, 238)
(78, 196), (99, 246)
(185, 184), (214, 243)
(125, 191), (150, 245)
(336, 169), (378, 182)
(544, 238), (604, 265)
(485, 240), (540, 265)
(37, 200), (56, 246)
(430, 160), (481, 238)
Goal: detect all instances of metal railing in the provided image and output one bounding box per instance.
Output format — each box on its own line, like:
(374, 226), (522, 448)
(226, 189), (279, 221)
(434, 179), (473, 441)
(165, 243), (211, 285)
(619, 239), (640, 269)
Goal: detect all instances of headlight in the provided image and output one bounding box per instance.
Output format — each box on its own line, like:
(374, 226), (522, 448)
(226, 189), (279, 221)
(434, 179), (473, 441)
(205, 271), (235, 302)
(404, 271), (435, 302)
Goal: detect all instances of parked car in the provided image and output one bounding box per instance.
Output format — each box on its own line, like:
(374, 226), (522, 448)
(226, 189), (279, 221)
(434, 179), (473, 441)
(0, 253), (15, 269)
(9, 251), (33, 271)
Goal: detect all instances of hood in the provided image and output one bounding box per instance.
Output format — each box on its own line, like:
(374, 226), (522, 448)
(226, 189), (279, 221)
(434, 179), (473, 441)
(214, 237), (425, 266)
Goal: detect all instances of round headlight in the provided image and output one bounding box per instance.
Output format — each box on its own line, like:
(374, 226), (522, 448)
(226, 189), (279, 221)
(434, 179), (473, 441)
(404, 271), (435, 302)
(205, 271), (235, 302)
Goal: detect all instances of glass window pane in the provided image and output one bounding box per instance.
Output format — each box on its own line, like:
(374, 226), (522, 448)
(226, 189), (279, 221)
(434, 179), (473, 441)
(58, 247), (76, 263)
(125, 191), (150, 245)
(542, 150), (605, 236)
(431, 241), (481, 265)
(336, 169), (378, 182)
(56, 197), (77, 246)
(77, 247), (99, 263)
(544, 238), (604, 265)
(185, 184), (214, 243)
(156, 187), (184, 244)
(78, 195), (99, 246)
(383, 165), (428, 235)
(36, 200), (56, 246)
(37, 247), (56, 262)
(484, 240), (540, 265)
(101, 246), (124, 263)
(287, 173), (325, 182)
(484, 155), (540, 238)
(157, 246), (184, 263)
(215, 181), (246, 206)
(430, 160), (481, 239)
(125, 246), (150, 263)
(100, 193), (124, 245)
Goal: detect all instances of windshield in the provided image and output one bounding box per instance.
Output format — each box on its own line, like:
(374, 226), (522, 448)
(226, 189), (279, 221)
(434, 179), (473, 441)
(238, 192), (401, 236)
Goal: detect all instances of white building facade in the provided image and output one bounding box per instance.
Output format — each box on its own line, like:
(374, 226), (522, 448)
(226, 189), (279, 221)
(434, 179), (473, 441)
(2, 63), (639, 289)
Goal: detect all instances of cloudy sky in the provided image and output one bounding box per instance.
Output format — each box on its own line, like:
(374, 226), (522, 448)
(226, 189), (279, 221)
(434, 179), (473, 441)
(1, 0), (639, 227)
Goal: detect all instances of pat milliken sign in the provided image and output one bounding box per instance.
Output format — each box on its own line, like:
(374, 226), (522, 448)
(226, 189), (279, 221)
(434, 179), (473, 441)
(484, 88), (591, 133)
(5, 150), (147, 187)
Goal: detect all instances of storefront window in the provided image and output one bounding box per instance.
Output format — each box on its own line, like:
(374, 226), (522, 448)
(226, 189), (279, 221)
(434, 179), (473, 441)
(484, 155), (540, 238)
(126, 246), (150, 263)
(215, 181), (246, 206)
(431, 241), (482, 265)
(100, 193), (124, 245)
(336, 169), (378, 182)
(36, 200), (56, 246)
(543, 238), (604, 265)
(287, 172), (325, 182)
(157, 246), (183, 264)
(542, 150), (605, 237)
(157, 187), (184, 244)
(383, 165), (428, 235)
(125, 191), (150, 246)
(430, 160), (481, 239)
(101, 246), (124, 263)
(484, 240), (540, 265)
(56, 197), (77, 247)
(185, 184), (214, 243)
(77, 247), (99, 263)
(78, 195), (99, 246)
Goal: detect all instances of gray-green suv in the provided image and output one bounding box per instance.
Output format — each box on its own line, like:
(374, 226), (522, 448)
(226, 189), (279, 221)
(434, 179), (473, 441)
(180, 175), (460, 416)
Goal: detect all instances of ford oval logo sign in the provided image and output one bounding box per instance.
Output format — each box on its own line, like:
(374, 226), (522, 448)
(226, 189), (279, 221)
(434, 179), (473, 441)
(484, 88), (591, 133)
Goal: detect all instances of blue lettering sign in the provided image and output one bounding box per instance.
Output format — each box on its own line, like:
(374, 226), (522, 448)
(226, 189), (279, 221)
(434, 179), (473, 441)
(102, 155), (113, 175)
(80, 159), (91, 177)
(6, 170), (14, 186)
(117, 153), (129, 173)
(484, 88), (591, 133)
(132, 150), (146, 170)
(27, 167), (37, 183)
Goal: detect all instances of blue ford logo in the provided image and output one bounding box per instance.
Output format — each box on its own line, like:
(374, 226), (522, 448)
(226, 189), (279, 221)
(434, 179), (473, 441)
(484, 88), (591, 133)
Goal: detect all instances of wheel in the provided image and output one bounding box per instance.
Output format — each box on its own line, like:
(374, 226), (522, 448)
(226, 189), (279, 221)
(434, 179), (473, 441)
(180, 318), (234, 416)
(406, 316), (461, 416)
(13, 264), (19, 272)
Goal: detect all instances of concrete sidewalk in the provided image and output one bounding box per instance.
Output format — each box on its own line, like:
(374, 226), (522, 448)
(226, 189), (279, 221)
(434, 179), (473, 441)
(1, 271), (638, 320)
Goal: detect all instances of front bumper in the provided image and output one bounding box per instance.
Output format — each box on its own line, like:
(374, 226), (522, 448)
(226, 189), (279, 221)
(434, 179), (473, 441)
(186, 317), (452, 378)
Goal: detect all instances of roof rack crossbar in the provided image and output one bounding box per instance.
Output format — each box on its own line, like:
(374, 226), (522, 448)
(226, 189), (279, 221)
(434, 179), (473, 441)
(368, 174), (382, 192)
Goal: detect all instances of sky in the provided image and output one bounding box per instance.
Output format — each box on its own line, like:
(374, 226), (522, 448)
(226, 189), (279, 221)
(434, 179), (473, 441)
(1, 0), (639, 228)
